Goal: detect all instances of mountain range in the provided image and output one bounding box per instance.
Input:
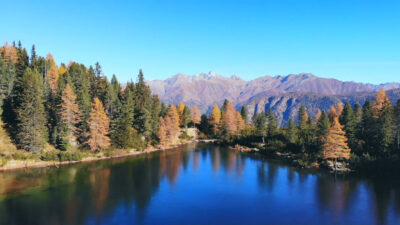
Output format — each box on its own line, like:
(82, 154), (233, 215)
(147, 72), (400, 125)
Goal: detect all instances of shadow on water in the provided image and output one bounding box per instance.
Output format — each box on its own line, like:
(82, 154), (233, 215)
(1, 143), (400, 224)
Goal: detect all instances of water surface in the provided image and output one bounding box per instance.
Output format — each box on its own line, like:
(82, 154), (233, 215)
(1, 143), (400, 225)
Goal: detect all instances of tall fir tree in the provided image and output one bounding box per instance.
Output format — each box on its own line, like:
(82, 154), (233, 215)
(16, 68), (47, 152)
(340, 102), (357, 150)
(266, 109), (278, 137)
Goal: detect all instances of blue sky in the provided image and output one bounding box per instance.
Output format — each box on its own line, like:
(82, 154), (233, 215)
(1, 0), (399, 84)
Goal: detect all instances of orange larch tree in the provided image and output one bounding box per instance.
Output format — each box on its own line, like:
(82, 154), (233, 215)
(236, 111), (245, 132)
(322, 116), (351, 161)
(86, 98), (111, 151)
(46, 53), (59, 93)
(177, 102), (185, 126)
(222, 101), (237, 133)
(191, 105), (201, 126)
(165, 104), (180, 143)
(0, 42), (18, 64)
(60, 84), (81, 147)
(209, 104), (221, 135)
(158, 117), (167, 146)
(372, 89), (392, 119)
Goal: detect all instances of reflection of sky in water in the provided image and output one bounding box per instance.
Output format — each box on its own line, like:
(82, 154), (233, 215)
(1, 143), (400, 225)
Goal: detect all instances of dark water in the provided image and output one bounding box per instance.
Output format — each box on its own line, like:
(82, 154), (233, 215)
(1, 143), (400, 225)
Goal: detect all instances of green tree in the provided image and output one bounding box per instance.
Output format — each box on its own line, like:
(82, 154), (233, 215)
(340, 102), (357, 150)
(252, 112), (267, 143)
(16, 68), (47, 152)
(286, 117), (297, 143)
(266, 109), (278, 137)
(240, 106), (248, 122)
(182, 105), (191, 129)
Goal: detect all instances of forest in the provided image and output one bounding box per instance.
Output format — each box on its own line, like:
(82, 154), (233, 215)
(0, 41), (399, 172)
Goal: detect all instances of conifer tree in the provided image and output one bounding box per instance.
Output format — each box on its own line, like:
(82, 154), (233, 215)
(209, 104), (221, 135)
(177, 102), (185, 126)
(0, 58), (15, 112)
(360, 100), (375, 154)
(266, 109), (278, 137)
(191, 105), (201, 127)
(236, 111), (245, 132)
(322, 117), (351, 163)
(240, 106), (248, 122)
(252, 112), (267, 143)
(158, 117), (167, 146)
(222, 101), (237, 134)
(286, 117), (297, 143)
(133, 69), (152, 138)
(46, 53), (59, 93)
(340, 102), (357, 150)
(59, 84), (81, 149)
(298, 105), (309, 146)
(164, 104), (180, 143)
(182, 105), (191, 129)
(199, 114), (210, 135)
(16, 68), (47, 152)
(354, 103), (363, 124)
(86, 98), (111, 151)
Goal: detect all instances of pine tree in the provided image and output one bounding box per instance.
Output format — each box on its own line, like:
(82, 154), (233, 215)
(240, 106), (248, 123)
(252, 112), (267, 142)
(30, 45), (37, 68)
(209, 104), (221, 135)
(266, 109), (278, 137)
(0, 42), (18, 64)
(286, 117), (297, 143)
(316, 111), (330, 148)
(0, 58), (15, 113)
(86, 98), (111, 151)
(199, 114), (210, 135)
(133, 69), (152, 138)
(360, 100), (375, 154)
(16, 68), (47, 152)
(322, 117), (351, 162)
(59, 84), (81, 149)
(395, 100), (400, 149)
(340, 102), (357, 150)
(191, 105), (201, 127)
(182, 105), (191, 129)
(298, 105), (309, 146)
(372, 89), (395, 156)
(354, 103), (363, 124)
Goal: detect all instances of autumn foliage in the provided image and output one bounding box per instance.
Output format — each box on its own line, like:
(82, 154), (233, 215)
(46, 53), (59, 93)
(60, 84), (81, 146)
(322, 116), (351, 160)
(191, 105), (201, 125)
(86, 98), (111, 151)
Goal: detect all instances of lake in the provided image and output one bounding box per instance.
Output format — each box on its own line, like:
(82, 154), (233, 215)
(1, 143), (400, 225)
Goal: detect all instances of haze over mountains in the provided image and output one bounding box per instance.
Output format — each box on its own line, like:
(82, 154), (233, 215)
(147, 72), (400, 125)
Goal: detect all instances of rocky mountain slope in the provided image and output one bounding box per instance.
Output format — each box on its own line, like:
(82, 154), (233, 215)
(147, 72), (400, 125)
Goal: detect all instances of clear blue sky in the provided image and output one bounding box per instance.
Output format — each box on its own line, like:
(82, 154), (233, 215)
(1, 0), (399, 84)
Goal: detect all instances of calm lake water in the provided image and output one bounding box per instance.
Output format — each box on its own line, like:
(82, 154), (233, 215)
(1, 143), (400, 225)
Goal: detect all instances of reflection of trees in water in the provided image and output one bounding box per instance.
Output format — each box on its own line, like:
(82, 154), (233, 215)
(316, 176), (358, 221)
(193, 150), (200, 172)
(210, 147), (221, 173)
(257, 160), (279, 191)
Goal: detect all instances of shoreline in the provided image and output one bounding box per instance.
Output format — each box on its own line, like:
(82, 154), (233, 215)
(0, 139), (216, 173)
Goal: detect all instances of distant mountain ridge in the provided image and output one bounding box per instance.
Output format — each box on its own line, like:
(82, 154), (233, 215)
(147, 72), (400, 120)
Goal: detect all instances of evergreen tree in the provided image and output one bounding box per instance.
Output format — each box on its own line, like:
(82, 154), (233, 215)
(133, 69), (152, 138)
(266, 109), (278, 137)
(340, 102), (357, 150)
(58, 84), (81, 149)
(0, 58), (15, 113)
(240, 106), (248, 122)
(182, 105), (191, 129)
(199, 114), (210, 135)
(316, 111), (330, 149)
(252, 112), (267, 143)
(286, 117), (297, 143)
(360, 100), (375, 154)
(16, 68), (47, 152)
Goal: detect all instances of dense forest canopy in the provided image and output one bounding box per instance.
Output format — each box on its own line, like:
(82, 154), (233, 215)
(0, 41), (399, 171)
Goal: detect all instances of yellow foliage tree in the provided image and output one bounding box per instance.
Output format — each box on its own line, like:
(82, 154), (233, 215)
(209, 104), (221, 134)
(236, 111), (245, 132)
(177, 102), (185, 126)
(191, 105), (201, 126)
(0, 42), (18, 64)
(86, 98), (111, 151)
(222, 101), (237, 133)
(58, 64), (67, 75)
(372, 89), (392, 119)
(60, 84), (81, 146)
(165, 104), (180, 143)
(46, 53), (59, 93)
(322, 116), (351, 161)
(158, 117), (167, 146)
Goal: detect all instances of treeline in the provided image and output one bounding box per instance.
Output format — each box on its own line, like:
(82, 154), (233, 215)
(0, 42), (203, 154)
(199, 90), (400, 168)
